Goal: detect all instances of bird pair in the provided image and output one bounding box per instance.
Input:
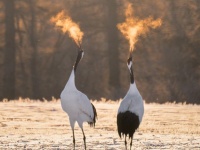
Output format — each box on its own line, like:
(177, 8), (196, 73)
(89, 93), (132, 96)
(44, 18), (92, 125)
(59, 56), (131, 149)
(60, 47), (144, 150)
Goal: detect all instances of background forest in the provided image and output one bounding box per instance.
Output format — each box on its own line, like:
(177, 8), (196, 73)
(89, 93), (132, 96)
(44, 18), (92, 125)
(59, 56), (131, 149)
(0, 0), (200, 103)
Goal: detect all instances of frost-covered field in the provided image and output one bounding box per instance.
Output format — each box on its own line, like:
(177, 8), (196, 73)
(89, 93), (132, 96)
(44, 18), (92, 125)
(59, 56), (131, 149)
(0, 99), (200, 150)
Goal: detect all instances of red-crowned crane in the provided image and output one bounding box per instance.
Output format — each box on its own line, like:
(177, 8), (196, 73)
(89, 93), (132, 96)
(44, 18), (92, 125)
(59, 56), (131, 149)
(117, 53), (144, 150)
(60, 47), (97, 150)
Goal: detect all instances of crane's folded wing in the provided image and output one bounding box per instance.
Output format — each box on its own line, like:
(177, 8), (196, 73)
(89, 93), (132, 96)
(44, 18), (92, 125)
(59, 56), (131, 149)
(77, 91), (94, 119)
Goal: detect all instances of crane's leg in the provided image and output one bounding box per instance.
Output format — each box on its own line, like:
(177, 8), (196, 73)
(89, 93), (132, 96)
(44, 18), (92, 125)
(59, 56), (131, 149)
(70, 119), (75, 150)
(72, 128), (75, 150)
(130, 136), (133, 150)
(81, 128), (86, 150)
(125, 135), (127, 150)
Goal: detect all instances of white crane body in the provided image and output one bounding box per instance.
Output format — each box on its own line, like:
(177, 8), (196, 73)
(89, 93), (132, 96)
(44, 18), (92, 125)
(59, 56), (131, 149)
(117, 55), (144, 150)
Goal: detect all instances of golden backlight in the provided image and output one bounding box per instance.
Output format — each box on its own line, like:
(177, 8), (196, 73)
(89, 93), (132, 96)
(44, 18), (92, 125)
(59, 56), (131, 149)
(51, 10), (84, 47)
(117, 4), (162, 52)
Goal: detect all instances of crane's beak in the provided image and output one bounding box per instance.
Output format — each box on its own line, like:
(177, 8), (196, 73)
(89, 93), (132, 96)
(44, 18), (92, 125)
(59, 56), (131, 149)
(129, 51), (132, 60)
(77, 41), (83, 52)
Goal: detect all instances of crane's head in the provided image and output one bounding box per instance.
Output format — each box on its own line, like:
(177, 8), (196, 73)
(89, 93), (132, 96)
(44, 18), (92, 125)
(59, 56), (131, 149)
(76, 48), (84, 63)
(79, 49), (84, 60)
(77, 42), (84, 60)
(74, 48), (84, 71)
(127, 53), (134, 84)
(127, 54), (133, 72)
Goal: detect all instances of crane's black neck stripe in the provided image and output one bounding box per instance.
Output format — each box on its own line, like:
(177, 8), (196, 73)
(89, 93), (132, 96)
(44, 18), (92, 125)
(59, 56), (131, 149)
(117, 111), (139, 139)
(74, 50), (83, 72)
(130, 65), (134, 84)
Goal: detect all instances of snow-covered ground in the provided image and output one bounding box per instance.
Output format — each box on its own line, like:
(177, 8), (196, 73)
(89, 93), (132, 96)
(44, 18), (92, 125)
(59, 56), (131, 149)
(0, 99), (200, 149)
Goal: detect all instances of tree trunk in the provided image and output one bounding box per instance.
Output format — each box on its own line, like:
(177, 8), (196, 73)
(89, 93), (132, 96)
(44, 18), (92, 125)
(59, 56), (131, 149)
(105, 0), (121, 99)
(3, 0), (16, 99)
(29, 0), (40, 99)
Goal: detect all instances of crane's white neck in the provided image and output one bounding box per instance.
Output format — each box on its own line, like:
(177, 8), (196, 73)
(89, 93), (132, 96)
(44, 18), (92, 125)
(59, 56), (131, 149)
(64, 69), (76, 90)
(128, 82), (139, 94)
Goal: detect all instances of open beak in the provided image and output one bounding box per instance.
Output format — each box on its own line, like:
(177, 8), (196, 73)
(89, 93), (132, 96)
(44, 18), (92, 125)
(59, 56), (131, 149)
(129, 51), (132, 60)
(77, 42), (83, 51)
(77, 40), (83, 51)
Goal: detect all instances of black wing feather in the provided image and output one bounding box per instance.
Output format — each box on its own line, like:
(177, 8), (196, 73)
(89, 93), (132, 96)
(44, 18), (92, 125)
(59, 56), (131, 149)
(117, 111), (139, 139)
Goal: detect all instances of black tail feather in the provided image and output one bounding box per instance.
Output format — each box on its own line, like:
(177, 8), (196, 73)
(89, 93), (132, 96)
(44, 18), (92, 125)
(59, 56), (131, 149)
(88, 103), (97, 127)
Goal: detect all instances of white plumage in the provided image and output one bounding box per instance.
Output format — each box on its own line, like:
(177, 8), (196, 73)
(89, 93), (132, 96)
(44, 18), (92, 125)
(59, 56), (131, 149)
(60, 50), (97, 150)
(61, 70), (94, 126)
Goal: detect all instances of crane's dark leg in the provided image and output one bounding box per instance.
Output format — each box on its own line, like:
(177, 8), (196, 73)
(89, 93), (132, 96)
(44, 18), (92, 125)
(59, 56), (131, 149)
(81, 128), (86, 150)
(125, 135), (127, 150)
(72, 129), (75, 150)
(130, 136), (133, 150)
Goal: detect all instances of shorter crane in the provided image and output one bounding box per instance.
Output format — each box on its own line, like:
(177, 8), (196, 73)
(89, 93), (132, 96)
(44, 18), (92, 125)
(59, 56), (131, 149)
(117, 53), (144, 150)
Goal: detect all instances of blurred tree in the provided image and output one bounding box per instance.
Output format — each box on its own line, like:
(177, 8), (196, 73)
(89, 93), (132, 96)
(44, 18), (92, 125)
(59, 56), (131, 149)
(3, 0), (16, 99)
(28, 0), (40, 98)
(164, 0), (200, 103)
(105, 0), (121, 99)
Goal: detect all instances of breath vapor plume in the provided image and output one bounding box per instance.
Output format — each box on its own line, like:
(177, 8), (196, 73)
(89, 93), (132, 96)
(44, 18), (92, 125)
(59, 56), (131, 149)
(51, 10), (84, 47)
(117, 4), (162, 52)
